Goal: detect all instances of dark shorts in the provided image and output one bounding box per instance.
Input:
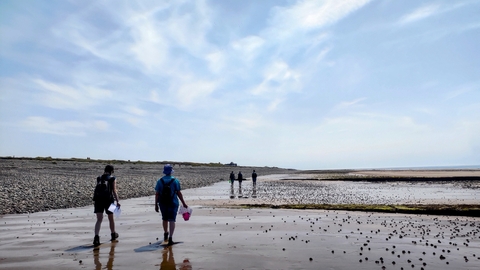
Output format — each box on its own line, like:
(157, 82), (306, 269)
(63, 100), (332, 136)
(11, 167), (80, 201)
(159, 204), (179, 222)
(94, 200), (114, 214)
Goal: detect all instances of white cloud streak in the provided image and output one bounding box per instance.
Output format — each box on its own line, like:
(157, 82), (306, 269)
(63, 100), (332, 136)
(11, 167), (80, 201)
(33, 79), (113, 110)
(267, 0), (371, 39)
(22, 116), (109, 136)
(398, 4), (441, 25)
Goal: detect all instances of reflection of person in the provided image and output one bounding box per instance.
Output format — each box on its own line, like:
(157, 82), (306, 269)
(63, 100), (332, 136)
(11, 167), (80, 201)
(160, 246), (192, 270)
(93, 165), (120, 247)
(93, 242), (116, 270)
(160, 246), (176, 270)
(252, 170), (257, 187)
(229, 171), (235, 187)
(155, 164), (188, 246)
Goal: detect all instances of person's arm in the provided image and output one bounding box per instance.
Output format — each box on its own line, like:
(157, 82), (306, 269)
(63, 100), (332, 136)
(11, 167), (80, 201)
(155, 191), (159, 212)
(176, 190), (187, 208)
(112, 179), (121, 207)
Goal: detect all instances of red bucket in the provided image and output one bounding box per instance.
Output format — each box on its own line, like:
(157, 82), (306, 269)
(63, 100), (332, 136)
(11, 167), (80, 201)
(182, 212), (190, 221)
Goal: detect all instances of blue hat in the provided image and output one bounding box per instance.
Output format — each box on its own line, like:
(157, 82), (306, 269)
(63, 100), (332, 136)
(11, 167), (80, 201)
(163, 164), (174, 175)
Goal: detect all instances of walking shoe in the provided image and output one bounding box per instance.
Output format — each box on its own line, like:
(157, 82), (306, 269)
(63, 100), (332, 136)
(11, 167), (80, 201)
(163, 232), (169, 242)
(111, 232), (119, 241)
(93, 235), (100, 247)
(168, 237), (174, 246)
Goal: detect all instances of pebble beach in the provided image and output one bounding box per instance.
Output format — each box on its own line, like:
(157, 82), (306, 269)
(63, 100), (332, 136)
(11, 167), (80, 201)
(0, 158), (295, 215)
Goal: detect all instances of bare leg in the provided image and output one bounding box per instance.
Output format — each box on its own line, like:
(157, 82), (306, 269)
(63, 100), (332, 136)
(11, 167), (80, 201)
(169, 221), (176, 238)
(163, 220), (168, 234)
(107, 213), (115, 233)
(95, 213), (103, 235)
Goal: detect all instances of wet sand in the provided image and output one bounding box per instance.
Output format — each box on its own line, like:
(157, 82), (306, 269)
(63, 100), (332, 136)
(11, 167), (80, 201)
(1, 173), (480, 269)
(185, 173), (480, 207)
(353, 170), (480, 178)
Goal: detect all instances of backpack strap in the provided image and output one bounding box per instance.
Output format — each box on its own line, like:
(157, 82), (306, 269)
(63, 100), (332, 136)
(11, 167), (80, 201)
(161, 177), (175, 184)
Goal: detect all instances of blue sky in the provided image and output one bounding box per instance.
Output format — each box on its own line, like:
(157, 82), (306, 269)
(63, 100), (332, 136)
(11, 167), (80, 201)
(1, 0), (479, 170)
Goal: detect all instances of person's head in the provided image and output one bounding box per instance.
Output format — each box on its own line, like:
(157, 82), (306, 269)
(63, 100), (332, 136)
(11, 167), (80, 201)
(163, 164), (174, 175)
(104, 165), (114, 174)
(253, 170), (255, 172)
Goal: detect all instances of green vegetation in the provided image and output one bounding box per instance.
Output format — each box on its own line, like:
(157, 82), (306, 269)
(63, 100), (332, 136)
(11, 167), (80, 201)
(0, 156), (239, 167)
(238, 203), (480, 217)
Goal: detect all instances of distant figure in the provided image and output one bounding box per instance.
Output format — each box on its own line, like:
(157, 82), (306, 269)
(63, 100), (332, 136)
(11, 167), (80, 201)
(252, 170), (257, 187)
(93, 165), (120, 247)
(237, 171), (243, 188)
(155, 164), (188, 246)
(229, 171), (235, 187)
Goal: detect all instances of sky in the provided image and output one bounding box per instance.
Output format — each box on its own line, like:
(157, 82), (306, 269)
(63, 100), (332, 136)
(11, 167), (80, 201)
(1, 0), (479, 170)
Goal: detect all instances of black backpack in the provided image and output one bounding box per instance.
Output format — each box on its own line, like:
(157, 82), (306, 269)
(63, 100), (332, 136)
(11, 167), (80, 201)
(93, 175), (113, 202)
(160, 178), (174, 205)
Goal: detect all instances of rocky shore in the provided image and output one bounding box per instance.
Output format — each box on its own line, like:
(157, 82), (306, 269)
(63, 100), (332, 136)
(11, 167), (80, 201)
(0, 158), (295, 215)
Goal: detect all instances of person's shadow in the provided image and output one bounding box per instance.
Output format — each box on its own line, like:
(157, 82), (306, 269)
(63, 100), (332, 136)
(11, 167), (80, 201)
(160, 246), (192, 270)
(93, 242), (117, 270)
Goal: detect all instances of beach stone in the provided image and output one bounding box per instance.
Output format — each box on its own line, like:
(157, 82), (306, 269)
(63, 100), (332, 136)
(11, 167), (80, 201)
(0, 158), (294, 215)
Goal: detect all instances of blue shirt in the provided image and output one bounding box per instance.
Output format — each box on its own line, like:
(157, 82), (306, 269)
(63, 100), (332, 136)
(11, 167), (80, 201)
(155, 175), (181, 206)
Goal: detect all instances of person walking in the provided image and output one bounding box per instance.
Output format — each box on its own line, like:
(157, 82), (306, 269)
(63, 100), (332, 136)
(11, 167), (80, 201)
(229, 171), (235, 187)
(155, 164), (188, 245)
(252, 170), (257, 187)
(93, 165), (120, 247)
(237, 171), (243, 189)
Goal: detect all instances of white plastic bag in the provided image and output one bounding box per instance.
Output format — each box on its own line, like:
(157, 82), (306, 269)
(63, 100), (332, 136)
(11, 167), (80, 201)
(113, 206), (121, 218)
(108, 203), (121, 218)
(178, 205), (192, 221)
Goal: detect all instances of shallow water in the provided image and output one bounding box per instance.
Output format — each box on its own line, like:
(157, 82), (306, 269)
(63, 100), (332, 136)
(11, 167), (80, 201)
(185, 174), (480, 205)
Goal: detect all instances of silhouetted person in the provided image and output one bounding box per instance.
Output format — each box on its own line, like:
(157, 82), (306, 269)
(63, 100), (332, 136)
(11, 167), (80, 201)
(93, 165), (120, 247)
(252, 170), (257, 187)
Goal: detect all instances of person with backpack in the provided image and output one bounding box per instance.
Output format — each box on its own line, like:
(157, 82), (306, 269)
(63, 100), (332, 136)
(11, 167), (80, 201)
(93, 165), (120, 247)
(155, 164), (188, 245)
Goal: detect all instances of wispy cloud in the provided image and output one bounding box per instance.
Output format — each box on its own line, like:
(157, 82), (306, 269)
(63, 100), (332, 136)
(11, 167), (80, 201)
(250, 61), (301, 110)
(267, 0), (371, 39)
(129, 17), (169, 71)
(444, 83), (478, 100)
(123, 106), (148, 117)
(33, 79), (113, 110)
(231, 35), (265, 63)
(398, 4), (440, 25)
(334, 98), (367, 110)
(22, 116), (108, 136)
(176, 79), (218, 109)
(205, 50), (226, 74)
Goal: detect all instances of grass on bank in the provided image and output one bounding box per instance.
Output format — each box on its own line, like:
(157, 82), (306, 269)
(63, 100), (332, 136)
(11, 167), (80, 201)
(0, 156), (272, 168)
(238, 204), (480, 217)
